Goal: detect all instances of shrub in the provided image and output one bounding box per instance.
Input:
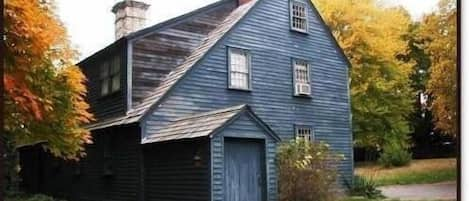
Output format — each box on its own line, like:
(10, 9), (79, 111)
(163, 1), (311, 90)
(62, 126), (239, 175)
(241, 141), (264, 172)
(348, 176), (383, 199)
(277, 139), (344, 201)
(378, 141), (412, 167)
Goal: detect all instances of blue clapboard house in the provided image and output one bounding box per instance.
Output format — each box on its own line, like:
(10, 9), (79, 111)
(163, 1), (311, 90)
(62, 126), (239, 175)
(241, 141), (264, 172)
(19, 0), (353, 200)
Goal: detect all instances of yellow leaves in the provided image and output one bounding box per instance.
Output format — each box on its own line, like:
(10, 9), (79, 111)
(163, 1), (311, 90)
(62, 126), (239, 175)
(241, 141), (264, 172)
(420, 0), (457, 136)
(62, 66), (87, 95)
(61, 65), (95, 126)
(313, 0), (415, 149)
(314, 0), (410, 64)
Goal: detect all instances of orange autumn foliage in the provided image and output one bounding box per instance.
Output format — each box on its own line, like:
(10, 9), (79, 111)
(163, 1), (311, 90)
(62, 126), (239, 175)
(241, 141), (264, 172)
(4, 74), (43, 120)
(4, 0), (94, 159)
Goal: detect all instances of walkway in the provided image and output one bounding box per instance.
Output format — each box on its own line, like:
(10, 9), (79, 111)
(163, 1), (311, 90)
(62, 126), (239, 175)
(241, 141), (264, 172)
(378, 181), (457, 201)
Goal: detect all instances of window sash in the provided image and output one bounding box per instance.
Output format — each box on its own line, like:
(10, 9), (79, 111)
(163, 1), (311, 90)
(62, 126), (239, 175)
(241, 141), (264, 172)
(294, 60), (310, 84)
(111, 75), (120, 92)
(292, 3), (306, 18)
(295, 126), (313, 142)
(101, 78), (110, 96)
(229, 48), (250, 90)
(100, 62), (109, 79)
(100, 56), (121, 96)
(230, 72), (249, 89)
(100, 62), (110, 96)
(110, 56), (120, 75)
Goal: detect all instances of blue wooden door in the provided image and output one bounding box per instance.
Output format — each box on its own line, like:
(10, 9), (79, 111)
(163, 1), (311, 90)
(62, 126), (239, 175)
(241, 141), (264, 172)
(224, 139), (265, 201)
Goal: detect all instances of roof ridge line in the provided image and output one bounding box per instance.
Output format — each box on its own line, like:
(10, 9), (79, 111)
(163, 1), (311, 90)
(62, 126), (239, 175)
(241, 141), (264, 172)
(126, 0), (233, 40)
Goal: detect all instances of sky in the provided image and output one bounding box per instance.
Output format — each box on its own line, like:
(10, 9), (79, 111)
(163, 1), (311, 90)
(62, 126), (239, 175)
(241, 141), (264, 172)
(56, 0), (440, 60)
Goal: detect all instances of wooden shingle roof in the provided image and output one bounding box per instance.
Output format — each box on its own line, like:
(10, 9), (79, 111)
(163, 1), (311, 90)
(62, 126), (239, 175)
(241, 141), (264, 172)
(86, 0), (259, 130)
(142, 105), (246, 143)
(141, 104), (280, 143)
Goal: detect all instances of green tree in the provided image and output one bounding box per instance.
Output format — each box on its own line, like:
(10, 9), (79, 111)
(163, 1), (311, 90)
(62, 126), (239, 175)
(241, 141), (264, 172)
(419, 0), (457, 137)
(312, 0), (414, 151)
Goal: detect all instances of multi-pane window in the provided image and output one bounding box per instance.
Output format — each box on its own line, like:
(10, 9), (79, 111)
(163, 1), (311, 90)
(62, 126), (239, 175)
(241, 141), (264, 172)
(295, 126), (313, 142)
(228, 48), (251, 90)
(100, 56), (121, 96)
(290, 1), (308, 32)
(293, 59), (311, 96)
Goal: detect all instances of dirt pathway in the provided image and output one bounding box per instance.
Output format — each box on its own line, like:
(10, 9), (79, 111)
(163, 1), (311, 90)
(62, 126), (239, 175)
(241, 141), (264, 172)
(378, 181), (457, 200)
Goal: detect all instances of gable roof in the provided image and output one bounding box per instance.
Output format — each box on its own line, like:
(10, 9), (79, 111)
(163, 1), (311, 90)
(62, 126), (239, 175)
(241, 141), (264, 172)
(85, 0), (352, 131)
(86, 0), (259, 130)
(141, 104), (281, 144)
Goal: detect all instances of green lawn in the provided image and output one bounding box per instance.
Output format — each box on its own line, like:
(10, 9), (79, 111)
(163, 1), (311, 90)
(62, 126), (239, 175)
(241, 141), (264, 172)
(355, 158), (457, 186)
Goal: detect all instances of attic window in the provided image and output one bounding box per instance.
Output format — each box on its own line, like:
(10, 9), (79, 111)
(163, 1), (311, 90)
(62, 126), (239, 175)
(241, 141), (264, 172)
(228, 47), (251, 90)
(295, 125), (313, 142)
(100, 56), (121, 96)
(290, 1), (308, 33)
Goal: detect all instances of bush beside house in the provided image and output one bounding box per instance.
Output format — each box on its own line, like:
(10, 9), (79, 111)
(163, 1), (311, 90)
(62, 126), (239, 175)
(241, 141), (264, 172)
(277, 140), (344, 201)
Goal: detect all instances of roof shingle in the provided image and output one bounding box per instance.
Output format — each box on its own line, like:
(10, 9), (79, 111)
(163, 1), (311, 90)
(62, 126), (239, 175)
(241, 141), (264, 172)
(141, 104), (247, 143)
(86, 0), (259, 130)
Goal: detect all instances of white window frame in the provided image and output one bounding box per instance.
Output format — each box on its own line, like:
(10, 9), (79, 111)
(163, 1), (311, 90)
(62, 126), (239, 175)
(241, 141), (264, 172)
(295, 125), (314, 142)
(293, 59), (311, 96)
(228, 47), (251, 90)
(100, 56), (121, 96)
(290, 0), (308, 33)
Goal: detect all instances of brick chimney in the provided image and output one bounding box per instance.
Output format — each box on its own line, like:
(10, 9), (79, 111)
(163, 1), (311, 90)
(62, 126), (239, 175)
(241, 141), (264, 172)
(112, 0), (150, 39)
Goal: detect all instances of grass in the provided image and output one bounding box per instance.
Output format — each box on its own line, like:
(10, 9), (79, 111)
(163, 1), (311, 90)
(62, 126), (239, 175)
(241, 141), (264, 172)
(355, 158), (457, 186)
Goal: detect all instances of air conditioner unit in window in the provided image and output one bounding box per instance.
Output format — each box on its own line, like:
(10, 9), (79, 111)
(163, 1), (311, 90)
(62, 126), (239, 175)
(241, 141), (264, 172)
(295, 83), (311, 95)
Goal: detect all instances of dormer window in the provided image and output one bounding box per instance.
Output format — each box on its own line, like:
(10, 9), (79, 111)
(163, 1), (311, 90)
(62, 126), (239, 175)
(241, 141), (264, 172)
(290, 0), (308, 33)
(228, 47), (251, 90)
(100, 56), (121, 96)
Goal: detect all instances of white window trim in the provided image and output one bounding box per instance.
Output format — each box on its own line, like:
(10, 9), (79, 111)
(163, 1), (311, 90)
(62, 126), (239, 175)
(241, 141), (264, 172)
(292, 58), (311, 96)
(228, 47), (252, 91)
(290, 0), (309, 33)
(295, 125), (314, 142)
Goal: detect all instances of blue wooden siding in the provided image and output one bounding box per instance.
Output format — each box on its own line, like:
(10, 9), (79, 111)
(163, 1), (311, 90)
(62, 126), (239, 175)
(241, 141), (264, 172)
(144, 0), (352, 192)
(211, 112), (278, 201)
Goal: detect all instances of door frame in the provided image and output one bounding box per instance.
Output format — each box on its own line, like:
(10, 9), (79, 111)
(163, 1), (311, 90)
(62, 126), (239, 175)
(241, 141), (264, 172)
(222, 137), (267, 201)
